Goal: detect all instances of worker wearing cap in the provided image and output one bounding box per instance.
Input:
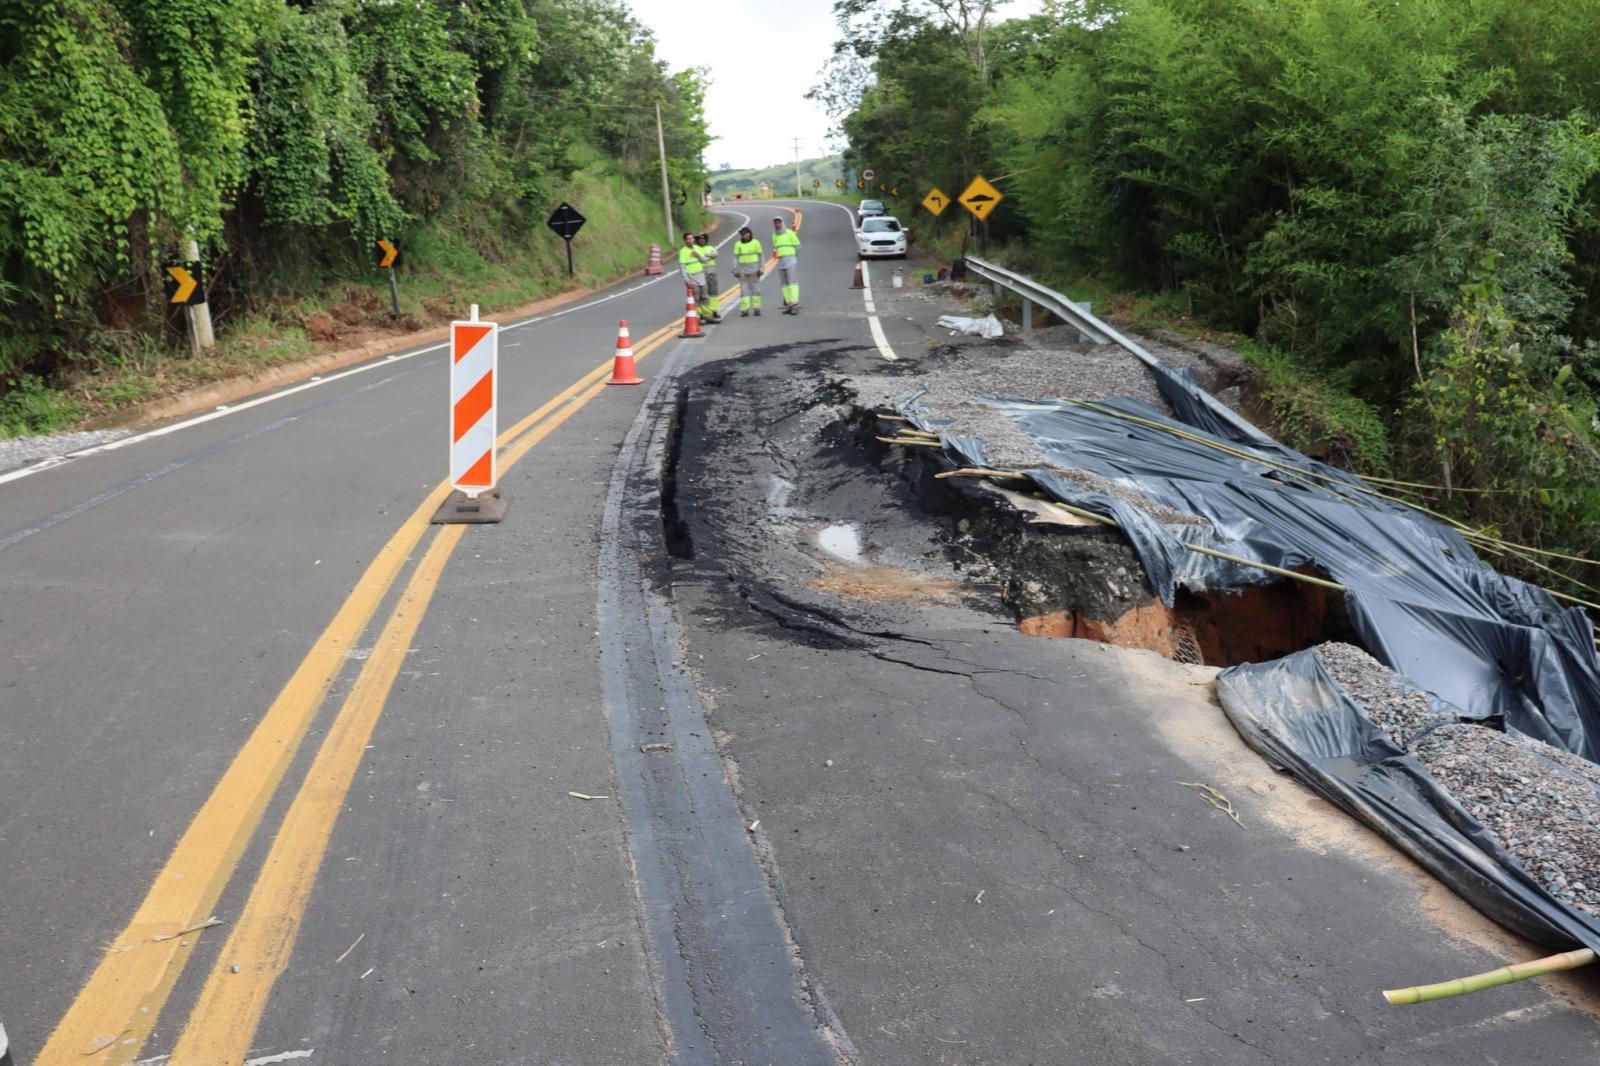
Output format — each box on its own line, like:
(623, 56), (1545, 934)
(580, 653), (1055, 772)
(678, 231), (716, 323)
(771, 216), (800, 313)
(695, 233), (722, 318)
(732, 227), (765, 316)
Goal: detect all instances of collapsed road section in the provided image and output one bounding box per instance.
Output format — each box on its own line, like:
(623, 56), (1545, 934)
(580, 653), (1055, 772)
(652, 282), (1599, 1053)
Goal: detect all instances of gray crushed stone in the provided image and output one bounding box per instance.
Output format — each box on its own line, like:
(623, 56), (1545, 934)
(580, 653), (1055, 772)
(1316, 641), (1600, 917)
(1316, 641), (1449, 742)
(0, 428), (132, 473)
(851, 341), (1204, 527)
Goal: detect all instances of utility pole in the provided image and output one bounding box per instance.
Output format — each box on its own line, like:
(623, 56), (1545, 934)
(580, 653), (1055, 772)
(792, 138), (803, 199)
(655, 100), (675, 244)
(184, 231), (214, 350)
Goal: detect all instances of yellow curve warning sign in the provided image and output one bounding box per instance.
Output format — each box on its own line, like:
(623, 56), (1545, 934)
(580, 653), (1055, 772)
(921, 187), (950, 216)
(958, 175), (1003, 221)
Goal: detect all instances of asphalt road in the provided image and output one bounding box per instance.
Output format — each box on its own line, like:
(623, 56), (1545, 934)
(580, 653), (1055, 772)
(5, 194), (1597, 1066)
(0, 201), (865, 1066)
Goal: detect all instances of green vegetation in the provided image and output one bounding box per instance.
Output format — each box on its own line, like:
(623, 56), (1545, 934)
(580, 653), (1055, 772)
(822, 0), (1600, 594)
(0, 0), (710, 433)
(709, 155), (849, 198)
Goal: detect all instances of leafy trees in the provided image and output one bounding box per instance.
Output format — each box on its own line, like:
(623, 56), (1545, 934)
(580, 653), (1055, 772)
(0, 0), (708, 408)
(831, 0), (1600, 589)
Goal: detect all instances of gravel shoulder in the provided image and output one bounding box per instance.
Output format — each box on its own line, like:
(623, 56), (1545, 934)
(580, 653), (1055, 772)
(0, 428), (132, 474)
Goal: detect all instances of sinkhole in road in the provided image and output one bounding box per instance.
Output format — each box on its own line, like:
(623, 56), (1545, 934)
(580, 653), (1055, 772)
(861, 415), (1359, 668)
(660, 342), (1356, 670)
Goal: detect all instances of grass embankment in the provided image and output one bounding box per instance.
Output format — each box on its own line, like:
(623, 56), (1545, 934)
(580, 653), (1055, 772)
(1, 149), (703, 438)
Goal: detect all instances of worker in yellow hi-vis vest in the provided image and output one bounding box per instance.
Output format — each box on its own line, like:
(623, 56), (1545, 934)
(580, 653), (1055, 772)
(771, 216), (800, 314)
(732, 226), (764, 316)
(678, 231), (718, 323)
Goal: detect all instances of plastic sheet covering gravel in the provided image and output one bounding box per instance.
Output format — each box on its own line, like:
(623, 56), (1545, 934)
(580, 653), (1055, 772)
(898, 364), (1600, 763)
(1215, 650), (1600, 951)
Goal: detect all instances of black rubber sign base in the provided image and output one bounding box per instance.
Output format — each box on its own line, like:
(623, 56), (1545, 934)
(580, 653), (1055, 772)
(430, 488), (509, 524)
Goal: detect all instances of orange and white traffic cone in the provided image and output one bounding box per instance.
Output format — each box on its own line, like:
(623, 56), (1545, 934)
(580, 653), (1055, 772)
(679, 288), (704, 338)
(644, 243), (664, 276)
(852, 257), (864, 289)
(608, 320), (643, 385)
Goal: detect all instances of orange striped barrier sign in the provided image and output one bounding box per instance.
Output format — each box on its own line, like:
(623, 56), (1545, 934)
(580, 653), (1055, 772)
(430, 304), (508, 523)
(451, 305), (498, 493)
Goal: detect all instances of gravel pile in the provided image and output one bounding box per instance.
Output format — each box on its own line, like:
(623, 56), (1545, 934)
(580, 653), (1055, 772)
(1316, 641), (1449, 742)
(1315, 642), (1600, 917)
(1417, 725), (1600, 916)
(852, 343), (1204, 527)
(0, 428), (131, 473)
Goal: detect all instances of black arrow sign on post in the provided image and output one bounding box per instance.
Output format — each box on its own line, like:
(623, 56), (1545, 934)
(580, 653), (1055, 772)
(547, 202), (587, 276)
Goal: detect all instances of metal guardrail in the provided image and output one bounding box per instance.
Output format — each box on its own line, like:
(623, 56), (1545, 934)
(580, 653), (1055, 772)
(964, 255), (1167, 372)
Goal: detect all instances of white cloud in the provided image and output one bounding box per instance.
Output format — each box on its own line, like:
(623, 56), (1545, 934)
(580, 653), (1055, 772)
(624, 0), (1041, 170)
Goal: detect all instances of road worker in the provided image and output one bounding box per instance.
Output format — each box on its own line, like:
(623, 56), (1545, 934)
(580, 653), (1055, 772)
(732, 226), (765, 316)
(695, 232), (722, 319)
(678, 231), (717, 323)
(771, 216), (800, 313)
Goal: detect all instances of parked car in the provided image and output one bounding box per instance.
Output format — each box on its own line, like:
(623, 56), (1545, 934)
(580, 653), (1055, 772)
(1, 1014), (11, 1066)
(856, 216), (908, 259)
(856, 199), (886, 224)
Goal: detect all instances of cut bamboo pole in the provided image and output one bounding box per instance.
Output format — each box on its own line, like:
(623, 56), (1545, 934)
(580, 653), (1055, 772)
(1186, 544), (1349, 591)
(875, 436), (944, 448)
(935, 468), (1030, 481)
(1072, 400), (1600, 595)
(1383, 948), (1596, 1005)
(1041, 502), (1348, 592)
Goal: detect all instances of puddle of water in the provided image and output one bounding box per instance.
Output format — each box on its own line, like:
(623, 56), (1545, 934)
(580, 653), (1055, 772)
(817, 523), (866, 565)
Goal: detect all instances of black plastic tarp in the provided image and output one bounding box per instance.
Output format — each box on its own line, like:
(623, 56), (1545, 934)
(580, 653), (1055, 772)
(1215, 650), (1600, 952)
(899, 365), (1600, 763)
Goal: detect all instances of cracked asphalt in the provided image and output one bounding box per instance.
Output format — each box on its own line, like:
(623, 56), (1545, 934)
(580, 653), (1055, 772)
(664, 309), (1600, 1062)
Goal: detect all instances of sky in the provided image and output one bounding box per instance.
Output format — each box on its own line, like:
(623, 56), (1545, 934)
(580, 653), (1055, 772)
(624, 0), (1043, 171)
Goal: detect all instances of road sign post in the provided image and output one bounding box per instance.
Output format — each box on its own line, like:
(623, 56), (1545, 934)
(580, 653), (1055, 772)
(374, 239), (401, 319)
(163, 261), (207, 359)
(547, 203), (587, 277)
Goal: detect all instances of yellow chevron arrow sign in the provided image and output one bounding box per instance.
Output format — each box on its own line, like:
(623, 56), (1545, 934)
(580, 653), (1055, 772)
(375, 239), (399, 269)
(164, 265), (201, 305)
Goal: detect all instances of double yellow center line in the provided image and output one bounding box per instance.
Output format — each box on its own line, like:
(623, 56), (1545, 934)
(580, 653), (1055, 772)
(35, 317), (682, 1065)
(41, 206), (801, 1065)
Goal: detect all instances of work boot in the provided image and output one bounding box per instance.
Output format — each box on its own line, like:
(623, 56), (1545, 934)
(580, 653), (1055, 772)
(753, 308), (762, 316)
(740, 310), (749, 317)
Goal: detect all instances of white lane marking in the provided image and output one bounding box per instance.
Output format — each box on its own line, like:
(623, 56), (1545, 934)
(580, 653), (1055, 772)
(769, 198), (899, 361)
(857, 260), (899, 362)
(867, 316), (900, 362)
(0, 342), (440, 487)
(0, 214), (757, 489)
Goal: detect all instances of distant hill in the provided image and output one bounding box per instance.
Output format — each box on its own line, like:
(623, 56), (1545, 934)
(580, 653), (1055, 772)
(709, 155), (850, 197)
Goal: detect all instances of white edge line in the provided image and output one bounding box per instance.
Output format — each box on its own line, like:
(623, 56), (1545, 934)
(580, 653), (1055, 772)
(855, 257), (899, 362)
(0, 213), (758, 489)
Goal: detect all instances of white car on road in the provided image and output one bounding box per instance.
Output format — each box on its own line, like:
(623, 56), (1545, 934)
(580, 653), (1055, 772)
(856, 216), (908, 259)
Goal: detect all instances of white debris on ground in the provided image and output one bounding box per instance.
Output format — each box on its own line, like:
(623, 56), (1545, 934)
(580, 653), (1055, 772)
(0, 427), (132, 473)
(935, 314), (1006, 339)
(1316, 641), (1600, 917)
